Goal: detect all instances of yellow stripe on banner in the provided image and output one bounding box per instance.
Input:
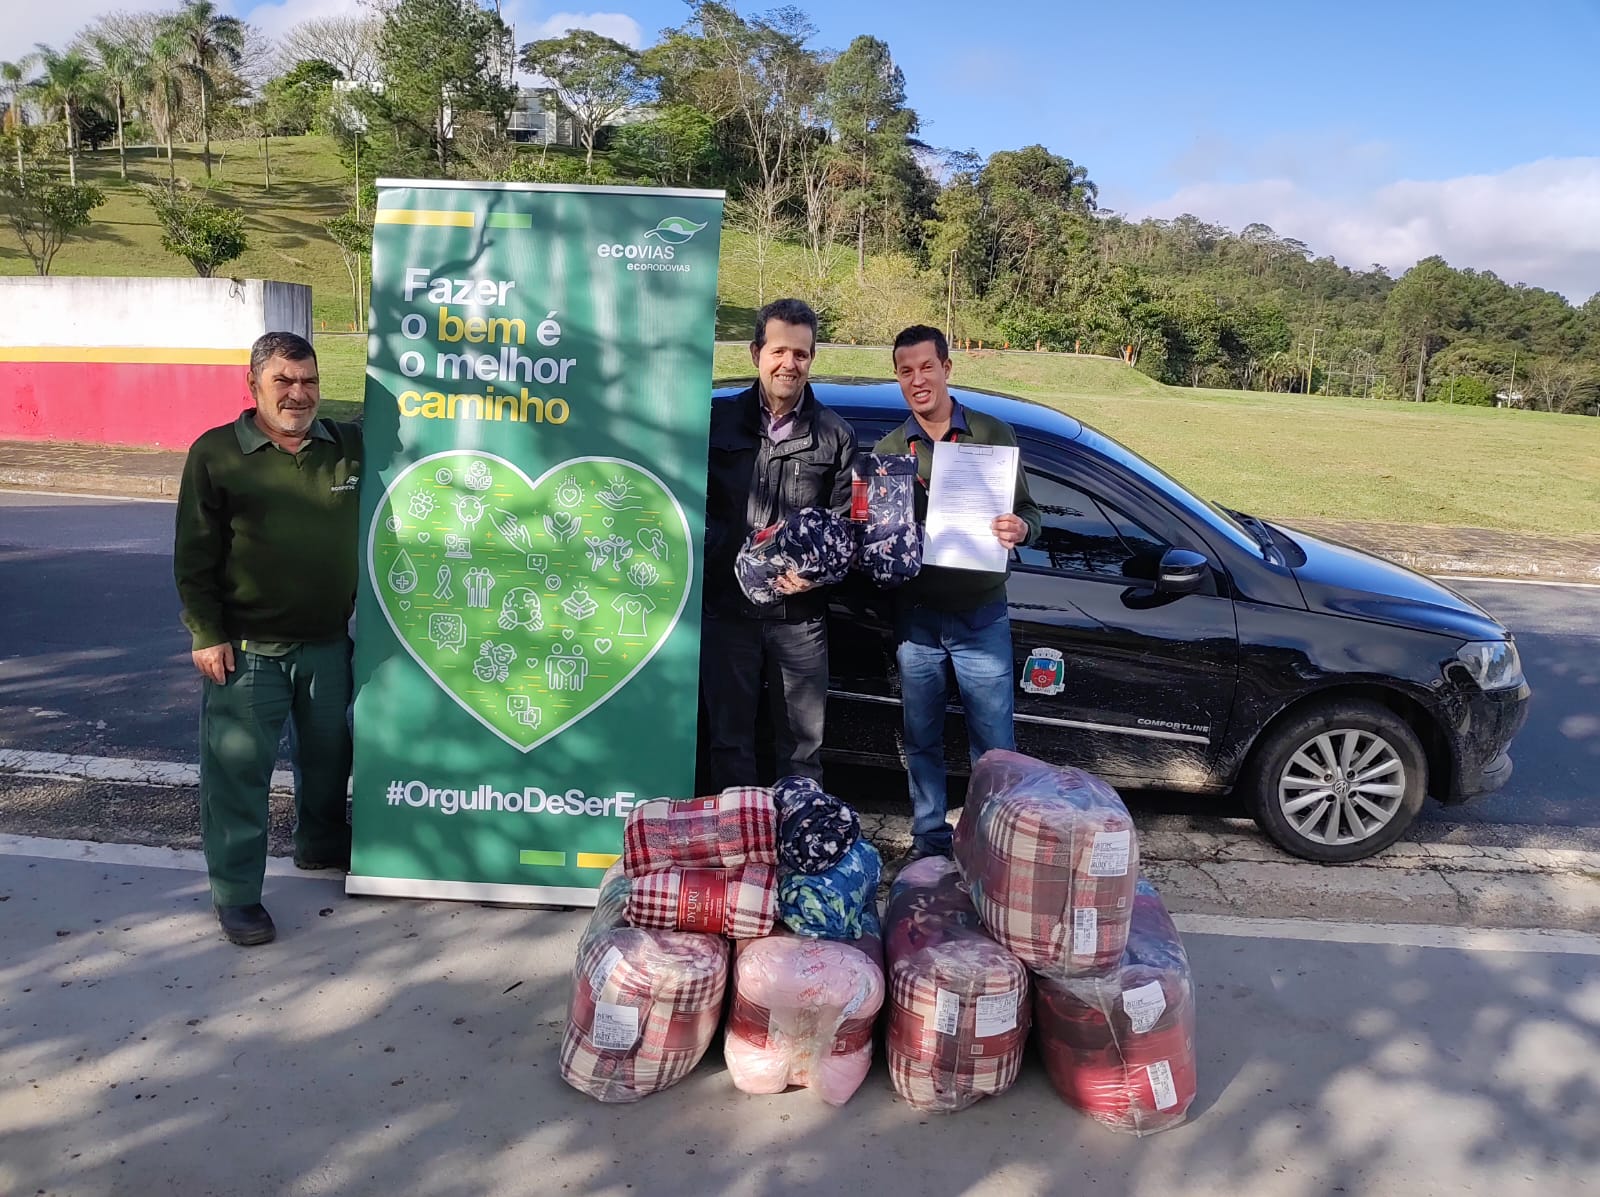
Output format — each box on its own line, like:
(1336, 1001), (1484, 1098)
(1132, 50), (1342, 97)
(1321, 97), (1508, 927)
(375, 209), (476, 228)
(0, 346), (252, 366)
(576, 853), (620, 871)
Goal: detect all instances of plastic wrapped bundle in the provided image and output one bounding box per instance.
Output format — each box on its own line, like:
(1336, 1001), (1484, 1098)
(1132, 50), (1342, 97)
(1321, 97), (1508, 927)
(1035, 879), (1198, 1135)
(778, 838), (882, 940)
(884, 856), (1030, 1113)
(561, 867), (730, 1103)
(622, 787), (778, 876)
(724, 914), (885, 1105)
(954, 749), (1139, 979)
(850, 452), (921, 588)
(624, 863), (778, 939)
(735, 508), (857, 606)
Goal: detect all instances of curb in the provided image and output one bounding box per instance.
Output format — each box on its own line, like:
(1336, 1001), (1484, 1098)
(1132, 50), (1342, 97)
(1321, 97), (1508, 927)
(0, 467), (181, 499)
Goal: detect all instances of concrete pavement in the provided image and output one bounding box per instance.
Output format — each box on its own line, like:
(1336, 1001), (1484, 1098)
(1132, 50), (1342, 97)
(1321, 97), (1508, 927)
(3, 841), (1599, 1197)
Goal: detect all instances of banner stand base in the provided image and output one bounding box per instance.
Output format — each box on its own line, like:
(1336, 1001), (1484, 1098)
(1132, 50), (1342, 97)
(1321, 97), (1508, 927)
(345, 873), (600, 909)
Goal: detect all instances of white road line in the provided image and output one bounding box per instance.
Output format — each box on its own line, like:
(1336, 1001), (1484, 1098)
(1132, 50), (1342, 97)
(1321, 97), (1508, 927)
(3, 832), (1596, 953)
(1172, 912), (1600, 956)
(0, 748), (294, 793)
(1436, 575), (1600, 591)
(0, 487), (176, 504)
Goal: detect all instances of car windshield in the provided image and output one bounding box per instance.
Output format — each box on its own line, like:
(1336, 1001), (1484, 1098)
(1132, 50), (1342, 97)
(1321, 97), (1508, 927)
(1071, 424), (1264, 557)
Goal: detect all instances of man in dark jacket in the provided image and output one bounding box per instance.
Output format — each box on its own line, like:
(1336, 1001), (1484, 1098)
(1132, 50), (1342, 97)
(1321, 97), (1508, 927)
(702, 298), (857, 790)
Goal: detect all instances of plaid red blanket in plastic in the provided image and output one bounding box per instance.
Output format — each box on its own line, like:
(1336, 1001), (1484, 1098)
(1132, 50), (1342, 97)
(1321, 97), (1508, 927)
(622, 787), (778, 876)
(1035, 878), (1198, 1135)
(954, 749), (1139, 979)
(560, 867), (730, 1103)
(624, 863), (778, 939)
(884, 856), (1030, 1113)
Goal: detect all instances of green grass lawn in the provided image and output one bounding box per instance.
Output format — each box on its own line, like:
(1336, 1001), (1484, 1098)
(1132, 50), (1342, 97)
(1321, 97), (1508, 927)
(5, 138), (1596, 536)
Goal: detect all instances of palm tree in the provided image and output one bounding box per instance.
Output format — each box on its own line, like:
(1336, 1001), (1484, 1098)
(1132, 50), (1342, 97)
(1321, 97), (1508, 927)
(31, 46), (107, 185)
(88, 37), (148, 180)
(158, 0), (245, 179)
(1, 56), (35, 172)
(144, 34), (186, 183)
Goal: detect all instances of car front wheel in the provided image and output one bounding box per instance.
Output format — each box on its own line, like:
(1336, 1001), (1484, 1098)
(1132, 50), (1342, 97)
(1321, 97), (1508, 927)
(1244, 699), (1428, 863)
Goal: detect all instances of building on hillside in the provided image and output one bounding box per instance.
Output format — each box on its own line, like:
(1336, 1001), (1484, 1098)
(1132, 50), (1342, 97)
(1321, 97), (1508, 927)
(507, 88), (575, 145)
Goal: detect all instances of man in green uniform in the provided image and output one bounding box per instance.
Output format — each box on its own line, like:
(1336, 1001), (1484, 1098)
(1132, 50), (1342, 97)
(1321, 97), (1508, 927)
(174, 331), (363, 946)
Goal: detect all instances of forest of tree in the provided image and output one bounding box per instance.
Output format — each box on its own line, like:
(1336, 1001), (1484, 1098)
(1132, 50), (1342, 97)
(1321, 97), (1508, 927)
(5, 0), (1598, 411)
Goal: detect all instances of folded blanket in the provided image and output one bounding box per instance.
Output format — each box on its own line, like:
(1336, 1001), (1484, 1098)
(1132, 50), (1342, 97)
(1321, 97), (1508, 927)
(773, 774), (861, 874)
(1035, 879), (1198, 1136)
(884, 856), (1030, 1113)
(560, 867), (730, 1103)
(778, 838), (881, 940)
(725, 916), (885, 1105)
(954, 749), (1139, 979)
(625, 863), (778, 939)
(623, 787), (777, 876)
(735, 507), (857, 607)
(851, 452), (921, 588)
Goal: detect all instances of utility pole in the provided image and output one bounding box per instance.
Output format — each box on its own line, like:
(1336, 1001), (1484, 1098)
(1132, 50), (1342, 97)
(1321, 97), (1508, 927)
(1306, 327), (1322, 395)
(1508, 346), (1518, 403)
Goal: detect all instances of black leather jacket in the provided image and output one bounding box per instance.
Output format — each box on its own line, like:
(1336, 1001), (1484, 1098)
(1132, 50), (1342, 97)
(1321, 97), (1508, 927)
(704, 383), (857, 620)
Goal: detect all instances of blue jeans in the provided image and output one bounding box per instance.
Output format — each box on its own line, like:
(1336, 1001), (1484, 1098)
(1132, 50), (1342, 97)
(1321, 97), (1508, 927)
(895, 601), (1016, 852)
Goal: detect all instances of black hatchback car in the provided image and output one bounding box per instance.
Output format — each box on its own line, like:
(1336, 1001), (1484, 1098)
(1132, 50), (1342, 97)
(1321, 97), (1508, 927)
(714, 378), (1532, 862)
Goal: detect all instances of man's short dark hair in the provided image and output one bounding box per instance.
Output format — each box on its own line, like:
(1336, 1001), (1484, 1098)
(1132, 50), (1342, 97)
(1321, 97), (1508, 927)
(250, 331), (317, 376)
(892, 324), (949, 363)
(753, 298), (819, 350)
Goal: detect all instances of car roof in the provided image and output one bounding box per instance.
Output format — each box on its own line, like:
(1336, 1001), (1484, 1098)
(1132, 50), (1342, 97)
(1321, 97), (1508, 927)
(712, 376), (1085, 442)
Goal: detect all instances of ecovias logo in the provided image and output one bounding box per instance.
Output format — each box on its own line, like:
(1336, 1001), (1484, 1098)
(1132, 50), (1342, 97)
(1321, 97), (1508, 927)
(596, 216), (710, 271)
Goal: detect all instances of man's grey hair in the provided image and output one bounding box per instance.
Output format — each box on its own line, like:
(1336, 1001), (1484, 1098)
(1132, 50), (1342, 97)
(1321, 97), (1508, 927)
(250, 331), (317, 376)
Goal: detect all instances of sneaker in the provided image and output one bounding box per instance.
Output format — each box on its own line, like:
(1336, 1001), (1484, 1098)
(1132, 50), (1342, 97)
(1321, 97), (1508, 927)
(216, 903), (276, 947)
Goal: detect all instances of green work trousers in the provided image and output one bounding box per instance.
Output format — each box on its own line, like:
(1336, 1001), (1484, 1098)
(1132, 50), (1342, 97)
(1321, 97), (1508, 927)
(199, 637), (353, 906)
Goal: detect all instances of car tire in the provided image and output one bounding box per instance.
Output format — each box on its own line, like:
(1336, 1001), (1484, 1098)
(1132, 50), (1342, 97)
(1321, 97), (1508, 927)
(1243, 698), (1428, 863)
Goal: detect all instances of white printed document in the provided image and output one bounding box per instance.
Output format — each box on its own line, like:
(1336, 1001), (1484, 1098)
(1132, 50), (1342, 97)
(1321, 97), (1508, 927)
(924, 440), (1020, 572)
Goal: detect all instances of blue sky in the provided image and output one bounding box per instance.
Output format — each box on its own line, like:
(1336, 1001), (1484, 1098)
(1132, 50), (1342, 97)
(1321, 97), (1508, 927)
(12, 0), (1599, 297)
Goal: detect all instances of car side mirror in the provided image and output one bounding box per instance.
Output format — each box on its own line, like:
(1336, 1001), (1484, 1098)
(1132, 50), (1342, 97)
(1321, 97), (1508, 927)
(1155, 548), (1208, 596)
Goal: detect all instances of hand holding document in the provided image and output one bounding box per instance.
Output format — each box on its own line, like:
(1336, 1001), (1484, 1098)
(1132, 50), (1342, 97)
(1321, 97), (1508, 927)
(924, 440), (1021, 572)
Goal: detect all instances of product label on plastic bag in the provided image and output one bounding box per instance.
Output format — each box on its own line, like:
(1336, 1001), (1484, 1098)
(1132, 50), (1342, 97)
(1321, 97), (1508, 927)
(1088, 829), (1132, 877)
(589, 945), (624, 996)
(933, 988), (960, 1036)
(675, 868), (729, 933)
(974, 990), (1019, 1038)
(1147, 1059), (1178, 1110)
(1073, 907), (1098, 955)
(591, 1001), (640, 1050)
(1123, 981), (1167, 1033)
(842, 975), (871, 1018)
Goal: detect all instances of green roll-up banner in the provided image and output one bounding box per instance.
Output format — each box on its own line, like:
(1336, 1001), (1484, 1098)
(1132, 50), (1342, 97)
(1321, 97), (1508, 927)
(348, 180), (725, 905)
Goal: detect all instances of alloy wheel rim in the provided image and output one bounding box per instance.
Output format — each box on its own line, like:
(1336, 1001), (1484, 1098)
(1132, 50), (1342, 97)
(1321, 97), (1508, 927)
(1277, 728), (1406, 846)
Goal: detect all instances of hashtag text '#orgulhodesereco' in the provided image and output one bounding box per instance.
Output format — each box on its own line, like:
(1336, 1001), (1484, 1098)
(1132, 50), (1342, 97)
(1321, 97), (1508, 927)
(384, 779), (641, 817)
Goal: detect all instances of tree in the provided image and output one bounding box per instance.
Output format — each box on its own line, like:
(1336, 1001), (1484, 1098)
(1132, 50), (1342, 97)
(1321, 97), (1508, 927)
(158, 0), (246, 179)
(0, 164), (103, 274)
(87, 35), (147, 180)
(373, 0), (515, 175)
(1526, 359), (1598, 414)
(1383, 255), (1466, 401)
(1, 56), (36, 172)
(520, 29), (649, 175)
(142, 183), (248, 276)
(276, 15), (381, 83)
(925, 155), (981, 337)
(262, 58), (341, 134)
(326, 208), (372, 329)
(824, 35), (916, 275)
(144, 33), (187, 182)
(608, 103), (720, 185)
(30, 48), (107, 185)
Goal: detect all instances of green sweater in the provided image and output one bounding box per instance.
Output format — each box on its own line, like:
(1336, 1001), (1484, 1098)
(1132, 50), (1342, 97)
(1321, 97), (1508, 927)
(875, 403), (1043, 613)
(174, 411), (364, 650)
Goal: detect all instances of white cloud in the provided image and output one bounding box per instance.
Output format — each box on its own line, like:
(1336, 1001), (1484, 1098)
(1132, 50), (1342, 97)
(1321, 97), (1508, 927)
(242, 0), (368, 42)
(0, 0), (123, 60)
(508, 8), (643, 49)
(1125, 157), (1600, 303)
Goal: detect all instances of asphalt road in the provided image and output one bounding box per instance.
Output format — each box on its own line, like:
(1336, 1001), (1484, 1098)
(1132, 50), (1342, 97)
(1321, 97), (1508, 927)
(3, 491), (1596, 832)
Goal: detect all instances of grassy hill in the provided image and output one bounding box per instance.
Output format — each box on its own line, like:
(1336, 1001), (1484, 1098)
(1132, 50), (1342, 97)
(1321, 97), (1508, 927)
(4, 136), (1597, 535)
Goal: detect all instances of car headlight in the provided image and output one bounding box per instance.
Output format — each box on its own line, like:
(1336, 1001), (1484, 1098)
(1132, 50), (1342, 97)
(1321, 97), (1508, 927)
(1456, 640), (1525, 691)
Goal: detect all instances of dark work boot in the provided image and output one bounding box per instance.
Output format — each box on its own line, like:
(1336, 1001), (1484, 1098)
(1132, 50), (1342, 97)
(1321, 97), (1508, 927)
(216, 903), (276, 946)
(293, 846), (351, 872)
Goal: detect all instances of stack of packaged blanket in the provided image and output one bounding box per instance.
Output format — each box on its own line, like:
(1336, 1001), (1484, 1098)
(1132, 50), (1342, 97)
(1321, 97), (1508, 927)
(883, 855), (1031, 1113)
(564, 778), (882, 1105)
(952, 749), (1199, 1136)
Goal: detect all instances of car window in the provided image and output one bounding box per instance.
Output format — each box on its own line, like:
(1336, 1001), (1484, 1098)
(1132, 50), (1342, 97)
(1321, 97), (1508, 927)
(1015, 471), (1166, 579)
